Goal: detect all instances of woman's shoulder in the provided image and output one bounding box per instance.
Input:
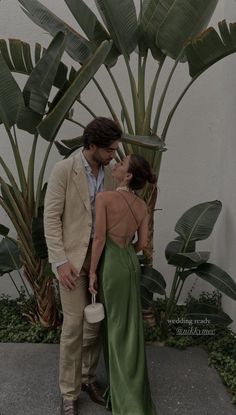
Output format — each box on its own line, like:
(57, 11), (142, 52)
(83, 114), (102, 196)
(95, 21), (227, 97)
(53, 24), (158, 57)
(96, 190), (117, 201)
(135, 195), (147, 208)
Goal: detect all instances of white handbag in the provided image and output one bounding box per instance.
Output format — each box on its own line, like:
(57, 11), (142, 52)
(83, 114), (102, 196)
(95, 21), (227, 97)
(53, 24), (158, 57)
(84, 293), (105, 323)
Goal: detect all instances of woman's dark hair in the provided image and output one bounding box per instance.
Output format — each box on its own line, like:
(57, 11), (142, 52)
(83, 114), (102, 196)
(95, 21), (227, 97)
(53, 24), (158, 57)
(83, 117), (122, 149)
(128, 154), (156, 190)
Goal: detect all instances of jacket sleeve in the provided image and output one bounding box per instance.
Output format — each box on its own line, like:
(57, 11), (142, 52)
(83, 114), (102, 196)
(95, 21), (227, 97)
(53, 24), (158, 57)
(43, 161), (67, 263)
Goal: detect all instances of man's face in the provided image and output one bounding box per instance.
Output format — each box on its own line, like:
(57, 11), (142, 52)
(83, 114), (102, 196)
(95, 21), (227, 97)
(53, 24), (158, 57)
(91, 141), (119, 165)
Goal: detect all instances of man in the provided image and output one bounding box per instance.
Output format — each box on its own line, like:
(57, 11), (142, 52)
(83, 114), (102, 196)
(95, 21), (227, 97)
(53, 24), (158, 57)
(44, 117), (122, 415)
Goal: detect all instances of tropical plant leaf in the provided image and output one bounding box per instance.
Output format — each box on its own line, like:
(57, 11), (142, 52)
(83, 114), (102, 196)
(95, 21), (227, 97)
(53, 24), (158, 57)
(18, 0), (93, 64)
(32, 209), (48, 259)
(61, 136), (84, 149)
(165, 237), (196, 261)
(22, 31), (66, 115)
(0, 52), (24, 127)
(141, 265), (166, 295)
(37, 40), (112, 141)
(122, 133), (165, 150)
(0, 224), (10, 237)
(0, 237), (22, 275)
(140, 284), (153, 308)
(54, 141), (71, 157)
(65, 0), (119, 67)
(186, 303), (233, 326)
(195, 263), (236, 300)
(186, 20), (236, 78)
(175, 200), (222, 244)
(137, 254), (150, 265)
(139, 0), (166, 60)
(0, 38), (69, 89)
(55, 136), (84, 157)
(168, 251), (210, 268)
(16, 104), (42, 133)
(140, 0), (218, 61)
(95, 0), (138, 58)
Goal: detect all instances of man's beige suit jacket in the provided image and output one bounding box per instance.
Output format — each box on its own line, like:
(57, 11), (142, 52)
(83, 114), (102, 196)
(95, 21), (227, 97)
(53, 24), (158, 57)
(44, 150), (116, 273)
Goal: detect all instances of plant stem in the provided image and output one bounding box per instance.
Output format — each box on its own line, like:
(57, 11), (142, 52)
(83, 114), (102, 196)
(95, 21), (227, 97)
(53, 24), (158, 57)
(106, 66), (134, 134)
(35, 140), (54, 215)
(161, 77), (196, 142)
(78, 99), (97, 118)
(138, 51), (147, 123)
(124, 56), (142, 134)
(152, 51), (184, 135)
(0, 155), (31, 227)
(7, 126), (27, 196)
(166, 268), (181, 318)
(92, 76), (118, 121)
(27, 133), (38, 213)
(8, 272), (22, 296)
(143, 56), (165, 135)
(67, 117), (85, 129)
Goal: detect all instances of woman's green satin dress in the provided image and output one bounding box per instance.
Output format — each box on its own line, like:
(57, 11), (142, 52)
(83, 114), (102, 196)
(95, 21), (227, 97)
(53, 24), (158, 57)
(99, 237), (156, 415)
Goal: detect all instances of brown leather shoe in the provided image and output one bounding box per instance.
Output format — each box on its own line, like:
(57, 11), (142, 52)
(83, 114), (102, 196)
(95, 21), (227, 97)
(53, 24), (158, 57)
(61, 398), (78, 415)
(81, 382), (105, 406)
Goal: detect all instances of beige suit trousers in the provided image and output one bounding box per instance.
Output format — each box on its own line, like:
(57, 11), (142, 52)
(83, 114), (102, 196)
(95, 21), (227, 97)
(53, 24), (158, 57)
(59, 242), (101, 400)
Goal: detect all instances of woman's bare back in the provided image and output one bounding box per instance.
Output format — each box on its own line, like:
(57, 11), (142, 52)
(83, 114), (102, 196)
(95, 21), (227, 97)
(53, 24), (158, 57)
(100, 190), (147, 248)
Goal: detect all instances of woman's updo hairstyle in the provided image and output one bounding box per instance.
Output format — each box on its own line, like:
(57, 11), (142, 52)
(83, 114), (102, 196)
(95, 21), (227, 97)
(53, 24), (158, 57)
(128, 154), (156, 191)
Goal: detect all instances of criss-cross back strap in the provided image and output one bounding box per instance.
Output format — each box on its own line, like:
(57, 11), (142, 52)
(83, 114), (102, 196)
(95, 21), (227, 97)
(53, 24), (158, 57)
(107, 191), (139, 233)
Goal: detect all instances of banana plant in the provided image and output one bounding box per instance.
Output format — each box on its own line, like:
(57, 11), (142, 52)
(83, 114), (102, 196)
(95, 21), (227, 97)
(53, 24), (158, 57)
(0, 32), (117, 326)
(16, 0), (236, 263)
(142, 200), (236, 339)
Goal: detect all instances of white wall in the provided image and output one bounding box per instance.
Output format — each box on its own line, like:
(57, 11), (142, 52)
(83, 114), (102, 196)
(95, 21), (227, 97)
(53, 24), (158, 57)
(0, 0), (235, 330)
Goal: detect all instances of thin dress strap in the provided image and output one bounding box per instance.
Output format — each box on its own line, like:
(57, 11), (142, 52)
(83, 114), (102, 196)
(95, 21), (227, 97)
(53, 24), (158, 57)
(107, 191), (139, 233)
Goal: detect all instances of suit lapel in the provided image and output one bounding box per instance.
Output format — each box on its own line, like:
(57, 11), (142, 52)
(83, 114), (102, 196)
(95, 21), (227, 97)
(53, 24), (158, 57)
(72, 152), (91, 212)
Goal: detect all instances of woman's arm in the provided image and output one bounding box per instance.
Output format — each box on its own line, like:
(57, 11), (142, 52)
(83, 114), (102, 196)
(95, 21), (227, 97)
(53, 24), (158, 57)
(133, 207), (148, 253)
(89, 193), (107, 293)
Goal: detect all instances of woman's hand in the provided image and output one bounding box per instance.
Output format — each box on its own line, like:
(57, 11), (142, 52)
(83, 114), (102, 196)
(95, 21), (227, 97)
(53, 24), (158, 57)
(89, 272), (98, 294)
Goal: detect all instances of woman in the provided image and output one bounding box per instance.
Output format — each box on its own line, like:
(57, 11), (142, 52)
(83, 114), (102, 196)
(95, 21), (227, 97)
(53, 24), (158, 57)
(89, 154), (157, 415)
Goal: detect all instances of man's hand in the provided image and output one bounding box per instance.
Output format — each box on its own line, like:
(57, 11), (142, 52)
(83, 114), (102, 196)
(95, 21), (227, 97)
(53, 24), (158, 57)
(57, 261), (79, 290)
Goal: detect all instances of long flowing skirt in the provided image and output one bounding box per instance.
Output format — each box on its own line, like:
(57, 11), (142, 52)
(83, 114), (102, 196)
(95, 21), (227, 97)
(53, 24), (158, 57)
(99, 238), (156, 415)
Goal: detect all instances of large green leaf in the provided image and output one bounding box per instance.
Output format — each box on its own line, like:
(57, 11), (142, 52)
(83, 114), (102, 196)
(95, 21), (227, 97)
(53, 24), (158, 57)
(140, 0), (218, 60)
(168, 251), (210, 268)
(175, 200), (222, 244)
(165, 237), (196, 261)
(0, 53), (24, 128)
(0, 38), (69, 89)
(122, 133), (165, 150)
(37, 40), (112, 141)
(65, 0), (119, 67)
(139, 0), (165, 60)
(22, 31), (66, 115)
(186, 303), (233, 326)
(140, 284), (153, 308)
(141, 265), (166, 295)
(55, 136), (84, 157)
(186, 20), (236, 78)
(18, 0), (93, 64)
(0, 237), (22, 275)
(95, 0), (138, 58)
(195, 263), (236, 300)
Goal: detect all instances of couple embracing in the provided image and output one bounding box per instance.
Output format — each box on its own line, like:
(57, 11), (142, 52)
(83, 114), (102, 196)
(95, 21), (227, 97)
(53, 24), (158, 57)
(44, 117), (157, 415)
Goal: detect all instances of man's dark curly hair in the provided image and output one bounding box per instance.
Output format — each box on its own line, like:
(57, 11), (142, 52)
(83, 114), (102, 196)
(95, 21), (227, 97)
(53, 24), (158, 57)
(83, 117), (122, 149)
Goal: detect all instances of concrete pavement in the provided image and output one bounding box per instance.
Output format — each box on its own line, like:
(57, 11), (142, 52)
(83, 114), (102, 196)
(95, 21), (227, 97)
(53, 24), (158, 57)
(0, 344), (235, 415)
